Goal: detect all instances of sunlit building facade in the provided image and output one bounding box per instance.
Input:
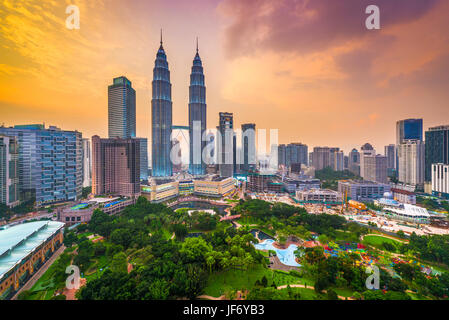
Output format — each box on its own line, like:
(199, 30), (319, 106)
(108, 76), (136, 139)
(0, 125), (82, 206)
(151, 36), (173, 177)
(188, 42), (207, 176)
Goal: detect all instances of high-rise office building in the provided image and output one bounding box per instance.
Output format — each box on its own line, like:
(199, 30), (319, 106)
(396, 119), (423, 186)
(311, 147), (331, 170)
(331, 148), (344, 171)
(396, 118), (423, 145)
(91, 136), (140, 197)
(360, 143), (376, 178)
(398, 139), (425, 186)
(425, 125), (449, 182)
(136, 138), (149, 181)
(108, 76), (136, 139)
(278, 144), (286, 167)
(82, 138), (91, 188)
(362, 154), (388, 183)
(217, 112), (234, 177)
(384, 144), (396, 176)
(188, 40), (207, 176)
(242, 123), (256, 173)
(348, 148), (361, 175)
(151, 34), (173, 177)
(0, 125), (82, 206)
(286, 143), (308, 168)
(0, 135), (20, 207)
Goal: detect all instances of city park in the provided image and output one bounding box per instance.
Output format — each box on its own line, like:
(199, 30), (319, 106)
(14, 185), (449, 301)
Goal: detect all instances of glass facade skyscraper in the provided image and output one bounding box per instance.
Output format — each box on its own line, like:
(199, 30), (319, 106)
(425, 125), (449, 182)
(241, 123), (256, 173)
(0, 125), (82, 206)
(218, 112), (234, 177)
(151, 35), (173, 177)
(396, 118), (423, 145)
(188, 41), (207, 175)
(286, 143), (308, 168)
(137, 137), (149, 181)
(108, 76), (136, 139)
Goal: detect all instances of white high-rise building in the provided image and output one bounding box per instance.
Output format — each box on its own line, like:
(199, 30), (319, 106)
(333, 150), (344, 171)
(362, 154), (388, 183)
(431, 163), (449, 198)
(360, 143), (376, 179)
(82, 138), (91, 188)
(398, 139), (425, 186)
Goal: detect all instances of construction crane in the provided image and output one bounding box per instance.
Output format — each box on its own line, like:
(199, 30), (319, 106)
(340, 189), (348, 214)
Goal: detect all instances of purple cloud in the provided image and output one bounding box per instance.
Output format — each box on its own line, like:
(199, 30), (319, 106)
(220, 0), (440, 57)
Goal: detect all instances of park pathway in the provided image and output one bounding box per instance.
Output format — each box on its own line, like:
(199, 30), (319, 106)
(198, 283), (354, 300)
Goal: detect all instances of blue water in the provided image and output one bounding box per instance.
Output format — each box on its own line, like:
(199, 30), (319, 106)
(254, 239), (301, 267)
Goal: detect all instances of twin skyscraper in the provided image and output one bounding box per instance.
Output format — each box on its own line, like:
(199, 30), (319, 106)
(151, 33), (207, 177)
(108, 33), (207, 179)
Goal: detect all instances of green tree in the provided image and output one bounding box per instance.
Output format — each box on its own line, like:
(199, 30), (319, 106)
(111, 252), (128, 274)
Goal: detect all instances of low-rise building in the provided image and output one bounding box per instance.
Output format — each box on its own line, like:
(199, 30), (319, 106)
(374, 192), (430, 224)
(247, 172), (284, 194)
(0, 221), (64, 300)
(57, 197), (136, 225)
(193, 176), (235, 198)
(179, 180), (194, 196)
(296, 188), (342, 203)
(377, 202), (430, 224)
(141, 179), (179, 203)
(338, 180), (390, 201)
(391, 187), (416, 204)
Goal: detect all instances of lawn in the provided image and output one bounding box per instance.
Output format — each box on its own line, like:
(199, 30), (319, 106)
(83, 255), (111, 281)
(24, 251), (69, 300)
(204, 265), (302, 297)
(363, 235), (402, 248)
(334, 230), (359, 242)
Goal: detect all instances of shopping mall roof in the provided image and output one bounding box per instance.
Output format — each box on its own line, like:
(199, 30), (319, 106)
(0, 220), (64, 280)
(385, 203), (430, 218)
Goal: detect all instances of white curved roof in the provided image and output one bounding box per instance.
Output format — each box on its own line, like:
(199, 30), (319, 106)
(0, 221), (64, 279)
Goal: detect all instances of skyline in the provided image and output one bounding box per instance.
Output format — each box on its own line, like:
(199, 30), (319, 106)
(1, 0), (449, 155)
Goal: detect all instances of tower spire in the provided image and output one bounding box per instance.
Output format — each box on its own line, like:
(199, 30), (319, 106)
(160, 29), (163, 46)
(196, 37), (199, 53)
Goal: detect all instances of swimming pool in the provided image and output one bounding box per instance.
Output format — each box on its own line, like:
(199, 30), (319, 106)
(254, 239), (301, 267)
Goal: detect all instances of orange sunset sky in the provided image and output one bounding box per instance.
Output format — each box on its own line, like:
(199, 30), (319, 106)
(1, 0), (449, 156)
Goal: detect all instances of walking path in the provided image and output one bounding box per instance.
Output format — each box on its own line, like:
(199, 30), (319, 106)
(361, 233), (408, 244)
(198, 283), (353, 300)
(11, 245), (66, 300)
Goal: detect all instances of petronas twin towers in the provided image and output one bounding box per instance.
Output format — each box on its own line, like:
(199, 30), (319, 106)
(151, 32), (206, 177)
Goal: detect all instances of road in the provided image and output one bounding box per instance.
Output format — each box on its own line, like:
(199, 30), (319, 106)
(6, 212), (55, 226)
(11, 245), (66, 300)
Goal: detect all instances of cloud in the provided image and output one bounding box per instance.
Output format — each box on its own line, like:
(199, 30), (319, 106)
(219, 0), (440, 58)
